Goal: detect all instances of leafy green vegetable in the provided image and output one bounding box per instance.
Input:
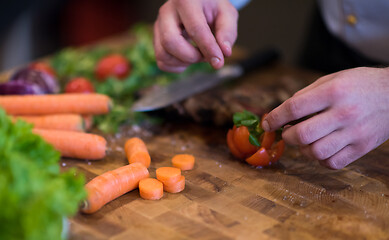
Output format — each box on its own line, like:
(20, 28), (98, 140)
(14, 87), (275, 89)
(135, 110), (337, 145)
(233, 110), (264, 147)
(0, 108), (86, 240)
(50, 23), (213, 133)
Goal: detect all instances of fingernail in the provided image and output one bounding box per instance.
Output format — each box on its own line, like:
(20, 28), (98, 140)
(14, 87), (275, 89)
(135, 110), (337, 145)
(262, 120), (270, 131)
(211, 57), (220, 67)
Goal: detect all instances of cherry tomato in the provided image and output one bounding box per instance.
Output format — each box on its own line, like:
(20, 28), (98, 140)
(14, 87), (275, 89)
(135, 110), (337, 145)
(95, 54), (130, 81)
(65, 77), (95, 93)
(232, 125), (258, 157)
(269, 140), (285, 163)
(227, 129), (246, 159)
(260, 131), (276, 150)
(29, 62), (57, 77)
(245, 147), (270, 167)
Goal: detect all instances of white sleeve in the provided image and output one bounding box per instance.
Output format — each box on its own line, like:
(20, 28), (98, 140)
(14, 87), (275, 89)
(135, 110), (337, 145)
(229, 0), (251, 10)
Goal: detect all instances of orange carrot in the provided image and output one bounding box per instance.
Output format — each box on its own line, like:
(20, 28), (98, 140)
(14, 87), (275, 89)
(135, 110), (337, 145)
(156, 167), (181, 185)
(13, 114), (85, 132)
(139, 178), (163, 200)
(0, 93), (111, 115)
(171, 154), (195, 170)
(32, 128), (106, 160)
(125, 137), (151, 168)
(81, 162), (149, 214)
(163, 176), (185, 193)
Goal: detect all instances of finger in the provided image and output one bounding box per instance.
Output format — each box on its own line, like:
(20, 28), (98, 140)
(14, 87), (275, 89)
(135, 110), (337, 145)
(154, 22), (191, 71)
(157, 3), (202, 64)
(281, 109), (344, 146)
(157, 61), (189, 73)
(176, 0), (224, 69)
(319, 144), (366, 170)
(299, 128), (350, 161)
(262, 83), (332, 131)
(214, 2), (238, 57)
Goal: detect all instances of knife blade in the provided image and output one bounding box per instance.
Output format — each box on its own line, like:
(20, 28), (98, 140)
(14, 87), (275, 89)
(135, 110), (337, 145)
(131, 48), (280, 112)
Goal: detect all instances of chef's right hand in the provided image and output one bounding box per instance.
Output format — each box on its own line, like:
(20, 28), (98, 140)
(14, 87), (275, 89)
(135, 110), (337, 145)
(154, 0), (239, 73)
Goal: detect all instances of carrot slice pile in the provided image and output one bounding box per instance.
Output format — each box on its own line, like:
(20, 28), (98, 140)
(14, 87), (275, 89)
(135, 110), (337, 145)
(139, 178), (163, 200)
(163, 176), (185, 193)
(156, 167), (181, 185)
(125, 137), (151, 167)
(171, 154), (195, 170)
(13, 114), (85, 132)
(81, 162), (149, 214)
(33, 128), (107, 160)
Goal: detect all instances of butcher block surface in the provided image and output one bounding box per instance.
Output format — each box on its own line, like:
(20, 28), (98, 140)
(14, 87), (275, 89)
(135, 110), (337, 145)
(58, 65), (389, 240)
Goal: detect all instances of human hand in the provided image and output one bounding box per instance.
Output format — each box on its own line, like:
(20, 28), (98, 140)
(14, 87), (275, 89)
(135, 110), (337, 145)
(262, 67), (389, 169)
(154, 0), (238, 72)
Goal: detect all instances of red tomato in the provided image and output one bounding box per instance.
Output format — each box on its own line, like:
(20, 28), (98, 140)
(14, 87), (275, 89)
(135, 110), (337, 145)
(232, 125), (258, 157)
(260, 131), (276, 150)
(269, 140), (285, 163)
(65, 77), (95, 93)
(95, 54), (130, 81)
(227, 129), (246, 159)
(29, 62), (57, 77)
(245, 147), (270, 167)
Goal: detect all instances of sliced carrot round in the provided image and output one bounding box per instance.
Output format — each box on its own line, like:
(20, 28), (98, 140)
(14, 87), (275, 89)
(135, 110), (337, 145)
(163, 176), (185, 193)
(172, 154), (195, 170)
(156, 167), (181, 185)
(139, 178), (163, 200)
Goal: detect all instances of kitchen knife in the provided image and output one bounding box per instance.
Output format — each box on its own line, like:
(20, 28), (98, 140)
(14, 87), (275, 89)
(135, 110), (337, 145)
(131, 48), (280, 112)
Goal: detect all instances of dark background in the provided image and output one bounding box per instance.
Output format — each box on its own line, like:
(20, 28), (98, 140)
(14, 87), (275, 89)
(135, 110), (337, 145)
(0, 0), (314, 71)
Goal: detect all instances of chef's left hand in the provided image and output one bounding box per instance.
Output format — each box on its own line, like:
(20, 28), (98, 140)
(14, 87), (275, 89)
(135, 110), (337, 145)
(261, 67), (389, 169)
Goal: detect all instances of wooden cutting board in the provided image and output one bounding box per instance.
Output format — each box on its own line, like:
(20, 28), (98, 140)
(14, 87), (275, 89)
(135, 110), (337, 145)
(62, 65), (389, 240)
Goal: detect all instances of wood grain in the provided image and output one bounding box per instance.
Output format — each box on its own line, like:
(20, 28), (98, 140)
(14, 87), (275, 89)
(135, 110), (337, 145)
(2, 43), (388, 238)
(59, 65), (389, 240)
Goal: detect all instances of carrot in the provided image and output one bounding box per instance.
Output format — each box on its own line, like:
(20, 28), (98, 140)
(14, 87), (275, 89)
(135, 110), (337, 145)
(0, 93), (111, 115)
(156, 167), (181, 185)
(13, 114), (85, 132)
(163, 176), (185, 193)
(171, 154), (195, 170)
(81, 162), (149, 214)
(32, 128), (106, 160)
(139, 178), (163, 200)
(125, 137), (151, 168)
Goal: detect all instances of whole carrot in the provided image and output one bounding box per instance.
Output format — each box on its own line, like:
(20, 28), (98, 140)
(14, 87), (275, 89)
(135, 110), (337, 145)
(125, 137), (151, 168)
(81, 162), (149, 214)
(13, 114), (85, 132)
(32, 128), (106, 160)
(0, 93), (111, 115)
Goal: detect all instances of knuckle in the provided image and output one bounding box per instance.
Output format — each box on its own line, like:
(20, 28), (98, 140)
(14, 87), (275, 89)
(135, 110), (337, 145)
(325, 159), (343, 170)
(295, 125), (312, 145)
(160, 33), (176, 51)
(284, 98), (300, 119)
(327, 81), (347, 101)
(335, 106), (359, 123)
(311, 143), (330, 160)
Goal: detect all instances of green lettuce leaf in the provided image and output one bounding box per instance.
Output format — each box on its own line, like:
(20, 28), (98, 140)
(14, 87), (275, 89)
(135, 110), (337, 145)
(0, 108), (86, 240)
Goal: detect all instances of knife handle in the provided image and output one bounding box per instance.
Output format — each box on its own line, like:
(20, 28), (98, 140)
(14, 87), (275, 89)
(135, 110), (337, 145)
(237, 48), (280, 74)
